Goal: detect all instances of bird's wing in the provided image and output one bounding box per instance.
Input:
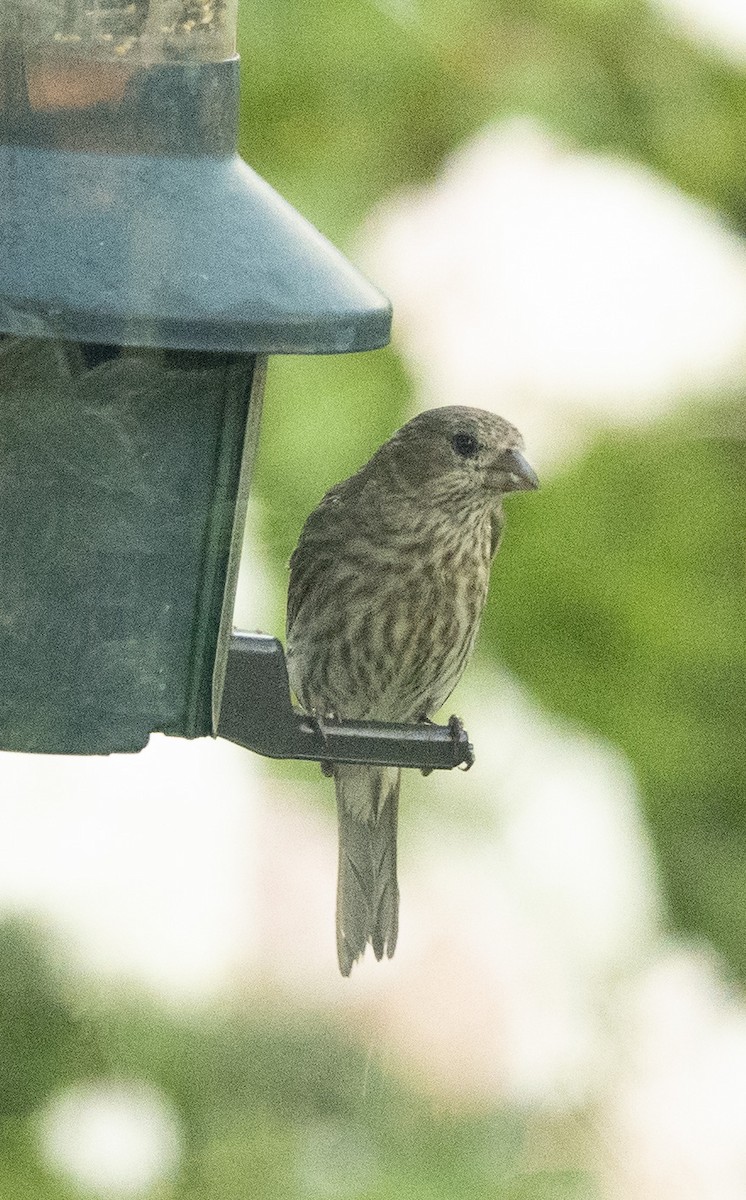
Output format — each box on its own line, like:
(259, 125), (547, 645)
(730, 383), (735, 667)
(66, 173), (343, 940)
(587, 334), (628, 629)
(490, 508), (505, 559)
(286, 481), (355, 631)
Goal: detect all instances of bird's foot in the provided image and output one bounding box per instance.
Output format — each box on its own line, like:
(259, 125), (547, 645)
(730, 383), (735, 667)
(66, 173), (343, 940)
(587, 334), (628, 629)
(418, 715), (435, 776)
(308, 709), (338, 777)
(448, 714), (475, 771)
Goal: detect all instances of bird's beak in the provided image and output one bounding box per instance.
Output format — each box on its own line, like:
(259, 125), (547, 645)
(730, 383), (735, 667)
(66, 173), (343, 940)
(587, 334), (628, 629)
(502, 448), (539, 492)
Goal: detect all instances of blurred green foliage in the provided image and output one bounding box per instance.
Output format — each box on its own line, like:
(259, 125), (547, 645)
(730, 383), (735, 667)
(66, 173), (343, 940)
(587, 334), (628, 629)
(490, 412), (746, 971)
(240, 0), (746, 241)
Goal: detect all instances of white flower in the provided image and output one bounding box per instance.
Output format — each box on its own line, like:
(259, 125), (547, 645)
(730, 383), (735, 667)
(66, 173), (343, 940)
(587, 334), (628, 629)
(0, 734), (260, 998)
(361, 119), (746, 470)
(656, 0), (746, 64)
(604, 949), (746, 1200)
(39, 1081), (182, 1197)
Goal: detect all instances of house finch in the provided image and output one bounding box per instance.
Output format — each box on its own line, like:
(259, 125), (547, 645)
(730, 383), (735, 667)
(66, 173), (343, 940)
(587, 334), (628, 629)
(286, 406), (538, 975)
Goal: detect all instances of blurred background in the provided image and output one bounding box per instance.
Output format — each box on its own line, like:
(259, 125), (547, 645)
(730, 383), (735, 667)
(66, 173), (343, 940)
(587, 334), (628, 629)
(2, 0), (746, 1197)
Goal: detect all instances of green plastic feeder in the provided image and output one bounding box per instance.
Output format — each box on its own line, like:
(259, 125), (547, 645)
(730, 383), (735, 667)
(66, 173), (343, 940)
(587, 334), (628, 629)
(0, 2), (473, 771)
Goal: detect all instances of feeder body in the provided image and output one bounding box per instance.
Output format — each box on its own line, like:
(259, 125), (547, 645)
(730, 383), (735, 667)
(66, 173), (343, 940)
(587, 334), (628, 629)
(0, 2), (391, 756)
(0, 341), (262, 752)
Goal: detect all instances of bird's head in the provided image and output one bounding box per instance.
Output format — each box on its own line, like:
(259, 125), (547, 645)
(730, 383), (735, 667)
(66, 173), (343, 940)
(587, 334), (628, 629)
(377, 405), (539, 506)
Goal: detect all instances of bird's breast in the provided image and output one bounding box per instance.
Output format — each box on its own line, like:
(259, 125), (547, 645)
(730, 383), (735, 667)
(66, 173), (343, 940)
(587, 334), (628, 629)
(288, 503), (493, 722)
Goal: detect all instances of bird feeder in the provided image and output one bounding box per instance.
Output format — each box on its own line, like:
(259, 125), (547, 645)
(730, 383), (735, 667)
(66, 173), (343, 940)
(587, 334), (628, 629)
(0, 1), (473, 770)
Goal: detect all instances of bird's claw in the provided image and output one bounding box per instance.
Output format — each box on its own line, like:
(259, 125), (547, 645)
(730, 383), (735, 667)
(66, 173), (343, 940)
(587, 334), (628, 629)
(308, 709), (339, 777)
(448, 714), (475, 771)
(419, 714), (435, 776)
(419, 714), (474, 774)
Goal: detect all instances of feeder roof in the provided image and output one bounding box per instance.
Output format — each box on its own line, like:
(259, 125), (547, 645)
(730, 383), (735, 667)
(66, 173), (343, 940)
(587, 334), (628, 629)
(0, 61), (392, 354)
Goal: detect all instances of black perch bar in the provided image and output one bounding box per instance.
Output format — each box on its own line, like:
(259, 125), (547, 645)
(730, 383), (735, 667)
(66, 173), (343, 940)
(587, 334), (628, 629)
(217, 633), (475, 771)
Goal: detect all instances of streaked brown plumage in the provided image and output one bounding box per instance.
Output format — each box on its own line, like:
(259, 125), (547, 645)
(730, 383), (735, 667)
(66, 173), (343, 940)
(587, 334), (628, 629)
(286, 405), (538, 975)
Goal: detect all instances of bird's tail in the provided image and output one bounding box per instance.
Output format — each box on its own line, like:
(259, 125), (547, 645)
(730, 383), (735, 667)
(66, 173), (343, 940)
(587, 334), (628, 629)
(334, 764), (400, 977)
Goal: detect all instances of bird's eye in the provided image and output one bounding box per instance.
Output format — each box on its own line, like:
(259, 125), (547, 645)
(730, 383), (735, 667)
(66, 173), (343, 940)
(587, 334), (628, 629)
(451, 432), (480, 459)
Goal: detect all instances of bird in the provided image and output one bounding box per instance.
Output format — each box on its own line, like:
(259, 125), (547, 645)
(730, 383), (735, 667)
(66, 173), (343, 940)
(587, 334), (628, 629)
(285, 405), (538, 976)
